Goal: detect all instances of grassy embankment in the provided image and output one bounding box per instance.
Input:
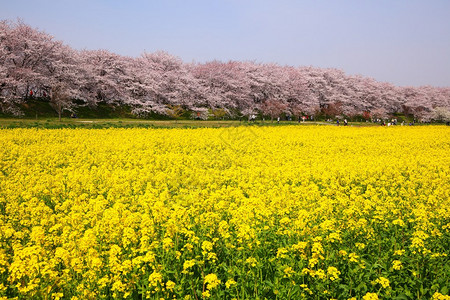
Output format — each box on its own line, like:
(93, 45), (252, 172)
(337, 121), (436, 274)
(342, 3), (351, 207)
(0, 97), (422, 129)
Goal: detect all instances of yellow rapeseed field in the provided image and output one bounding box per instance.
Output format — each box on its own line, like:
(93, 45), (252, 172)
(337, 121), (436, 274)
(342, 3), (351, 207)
(0, 126), (449, 300)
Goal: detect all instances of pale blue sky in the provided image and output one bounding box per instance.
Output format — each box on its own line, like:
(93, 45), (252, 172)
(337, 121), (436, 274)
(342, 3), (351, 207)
(1, 0), (450, 87)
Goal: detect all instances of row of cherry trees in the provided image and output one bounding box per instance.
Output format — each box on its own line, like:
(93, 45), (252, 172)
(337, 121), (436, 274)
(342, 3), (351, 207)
(1, 20), (450, 120)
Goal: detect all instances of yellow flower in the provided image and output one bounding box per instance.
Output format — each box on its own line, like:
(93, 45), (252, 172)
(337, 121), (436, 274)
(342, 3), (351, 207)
(292, 241), (308, 251)
(394, 249), (405, 256)
(411, 237), (425, 249)
(201, 241), (213, 252)
(280, 217), (290, 225)
(328, 232), (341, 243)
(202, 290), (211, 298)
(166, 280), (175, 291)
(432, 292), (450, 300)
(392, 260), (403, 270)
(225, 279), (236, 289)
(149, 271), (163, 287)
(245, 257), (257, 267)
(52, 293), (64, 300)
(183, 259), (196, 271)
(392, 219), (405, 227)
(349, 253), (359, 262)
(1, 126), (449, 299)
(375, 276), (390, 288)
(276, 247), (289, 259)
(362, 292), (379, 300)
(204, 273), (221, 290)
(315, 269), (326, 279)
(327, 266), (341, 281)
(162, 237), (174, 251)
(355, 243), (366, 250)
(283, 266), (295, 278)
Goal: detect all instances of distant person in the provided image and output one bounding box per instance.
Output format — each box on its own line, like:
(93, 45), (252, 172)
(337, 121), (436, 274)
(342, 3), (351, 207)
(277, 117), (280, 124)
(344, 119), (348, 126)
(336, 120), (340, 126)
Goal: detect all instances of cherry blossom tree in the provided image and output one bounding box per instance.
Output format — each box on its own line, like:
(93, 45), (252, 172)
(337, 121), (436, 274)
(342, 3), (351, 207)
(371, 107), (389, 121)
(191, 60), (253, 114)
(0, 20), (87, 116)
(261, 99), (288, 122)
(0, 20), (56, 112)
(1, 19), (449, 120)
(77, 49), (136, 106)
(130, 51), (202, 115)
(50, 83), (72, 121)
(431, 107), (450, 122)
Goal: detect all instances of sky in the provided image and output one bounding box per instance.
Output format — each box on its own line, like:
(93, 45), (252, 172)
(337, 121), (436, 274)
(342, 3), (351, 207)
(1, 0), (450, 87)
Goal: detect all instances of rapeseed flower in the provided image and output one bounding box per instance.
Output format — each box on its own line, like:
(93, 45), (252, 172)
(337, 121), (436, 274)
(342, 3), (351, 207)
(0, 126), (448, 299)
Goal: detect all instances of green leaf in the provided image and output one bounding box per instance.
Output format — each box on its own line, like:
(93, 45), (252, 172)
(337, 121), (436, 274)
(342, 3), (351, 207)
(393, 293), (409, 300)
(264, 280), (274, 288)
(355, 282), (367, 293)
(339, 284), (349, 292)
(404, 288), (412, 298)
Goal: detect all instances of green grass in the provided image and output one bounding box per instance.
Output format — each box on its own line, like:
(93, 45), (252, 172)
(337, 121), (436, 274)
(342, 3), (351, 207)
(0, 118), (387, 129)
(0, 98), (432, 129)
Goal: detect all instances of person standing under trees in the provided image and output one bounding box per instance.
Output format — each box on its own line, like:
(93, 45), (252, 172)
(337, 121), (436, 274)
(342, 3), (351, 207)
(336, 119), (340, 126)
(344, 119), (348, 126)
